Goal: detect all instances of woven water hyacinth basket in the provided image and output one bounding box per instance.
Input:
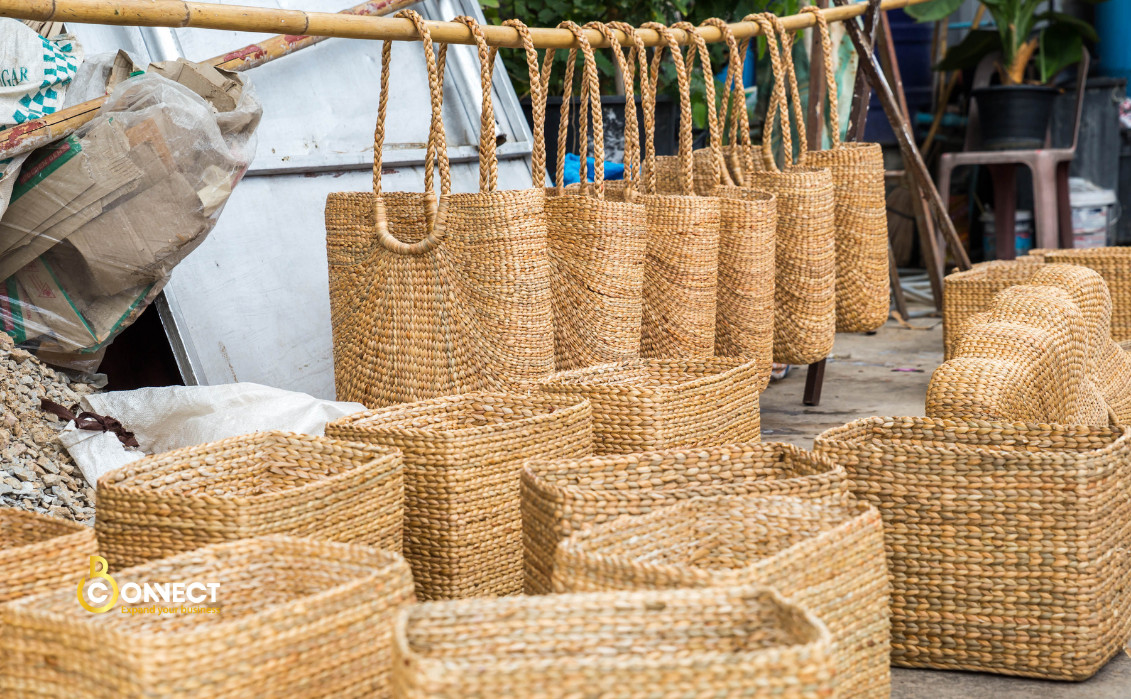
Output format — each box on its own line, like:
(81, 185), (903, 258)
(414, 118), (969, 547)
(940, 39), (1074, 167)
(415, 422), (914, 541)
(521, 441), (849, 594)
(554, 495), (891, 698)
(815, 416), (1131, 680)
(927, 283), (1111, 426)
(535, 355), (763, 456)
(326, 392), (592, 600)
(1044, 247), (1131, 342)
(0, 509), (96, 604)
(942, 256), (1044, 359)
(326, 13), (553, 408)
(391, 586), (837, 699)
(0, 536), (414, 698)
(96, 430), (404, 570)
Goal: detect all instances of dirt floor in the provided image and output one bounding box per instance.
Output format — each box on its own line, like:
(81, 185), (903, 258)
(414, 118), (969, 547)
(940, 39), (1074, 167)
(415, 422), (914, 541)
(759, 316), (1131, 698)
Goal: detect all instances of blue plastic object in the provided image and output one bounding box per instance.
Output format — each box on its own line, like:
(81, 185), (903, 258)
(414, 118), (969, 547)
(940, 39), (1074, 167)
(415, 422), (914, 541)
(562, 152), (625, 185)
(1098, 0), (1131, 81)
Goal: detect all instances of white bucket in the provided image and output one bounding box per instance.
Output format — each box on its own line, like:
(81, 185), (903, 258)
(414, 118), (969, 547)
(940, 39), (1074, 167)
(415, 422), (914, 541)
(1070, 177), (1121, 248)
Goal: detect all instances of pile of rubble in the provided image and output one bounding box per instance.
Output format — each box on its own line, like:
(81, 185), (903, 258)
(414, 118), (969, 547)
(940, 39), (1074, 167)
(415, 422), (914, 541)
(0, 333), (98, 524)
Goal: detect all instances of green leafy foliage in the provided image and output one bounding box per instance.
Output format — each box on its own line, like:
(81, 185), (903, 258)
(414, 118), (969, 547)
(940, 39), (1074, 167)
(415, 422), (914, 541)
(904, 0), (964, 23)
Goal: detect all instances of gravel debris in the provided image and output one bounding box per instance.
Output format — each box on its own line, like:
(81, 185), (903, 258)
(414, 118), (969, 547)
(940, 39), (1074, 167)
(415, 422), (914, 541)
(0, 333), (98, 524)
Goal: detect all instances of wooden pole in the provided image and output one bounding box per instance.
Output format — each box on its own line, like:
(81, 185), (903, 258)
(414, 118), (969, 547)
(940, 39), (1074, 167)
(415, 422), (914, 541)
(0, 0), (416, 160)
(0, 0), (941, 49)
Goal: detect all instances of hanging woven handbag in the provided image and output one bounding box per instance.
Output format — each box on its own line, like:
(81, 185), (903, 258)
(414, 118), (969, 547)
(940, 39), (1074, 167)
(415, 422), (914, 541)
(799, 8), (889, 333)
(541, 21), (646, 371)
(325, 12), (553, 408)
(745, 14), (836, 366)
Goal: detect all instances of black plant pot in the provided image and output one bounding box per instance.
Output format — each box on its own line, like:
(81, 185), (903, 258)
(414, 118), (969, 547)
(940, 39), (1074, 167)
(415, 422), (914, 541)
(972, 85), (1059, 150)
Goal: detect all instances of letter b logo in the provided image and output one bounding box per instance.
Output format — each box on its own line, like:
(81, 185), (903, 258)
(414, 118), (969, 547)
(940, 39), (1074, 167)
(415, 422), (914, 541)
(77, 556), (118, 613)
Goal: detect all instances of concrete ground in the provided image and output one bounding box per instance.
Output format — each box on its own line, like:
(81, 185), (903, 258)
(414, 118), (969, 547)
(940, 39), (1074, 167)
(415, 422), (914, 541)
(759, 316), (1131, 698)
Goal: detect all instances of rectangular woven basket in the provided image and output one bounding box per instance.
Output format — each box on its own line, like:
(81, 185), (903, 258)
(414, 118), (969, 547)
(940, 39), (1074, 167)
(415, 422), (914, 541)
(392, 586), (836, 698)
(552, 495), (891, 698)
(1044, 247), (1131, 342)
(0, 509), (96, 604)
(326, 392), (593, 600)
(95, 430), (404, 569)
(521, 441), (849, 594)
(814, 416), (1131, 680)
(0, 536), (414, 698)
(534, 356), (764, 455)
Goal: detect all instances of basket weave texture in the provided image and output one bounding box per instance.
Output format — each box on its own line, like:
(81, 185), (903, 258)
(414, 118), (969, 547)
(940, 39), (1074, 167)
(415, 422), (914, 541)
(391, 586), (837, 698)
(553, 495), (891, 698)
(0, 509), (96, 604)
(327, 392), (592, 600)
(815, 416), (1131, 680)
(1045, 247), (1131, 342)
(96, 430), (404, 570)
(942, 257), (1044, 359)
(927, 283), (1111, 426)
(0, 536), (415, 698)
(521, 441), (849, 594)
(535, 356), (763, 456)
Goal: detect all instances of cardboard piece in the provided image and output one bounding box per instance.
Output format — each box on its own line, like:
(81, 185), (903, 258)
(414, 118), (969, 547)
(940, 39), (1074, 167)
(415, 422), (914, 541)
(148, 58), (242, 112)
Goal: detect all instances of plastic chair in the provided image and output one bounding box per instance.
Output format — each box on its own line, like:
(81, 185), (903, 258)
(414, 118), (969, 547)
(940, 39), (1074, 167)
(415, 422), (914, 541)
(936, 49), (1090, 259)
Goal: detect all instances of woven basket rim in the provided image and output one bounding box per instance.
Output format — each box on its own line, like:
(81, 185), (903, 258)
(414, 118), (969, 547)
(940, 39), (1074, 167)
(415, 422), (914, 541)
(815, 416), (1131, 462)
(0, 508), (92, 555)
(97, 431), (403, 505)
(543, 189), (647, 215)
(393, 585), (832, 672)
(8, 536), (410, 640)
(537, 357), (756, 397)
(713, 186), (776, 204)
(635, 192), (721, 205)
(1046, 247), (1131, 259)
(327, 391), (590, 441)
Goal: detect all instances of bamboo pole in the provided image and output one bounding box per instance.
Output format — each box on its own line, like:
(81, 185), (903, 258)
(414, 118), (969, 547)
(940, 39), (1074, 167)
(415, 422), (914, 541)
(0, 0), (416, 159)
(1, 0), (937, 49)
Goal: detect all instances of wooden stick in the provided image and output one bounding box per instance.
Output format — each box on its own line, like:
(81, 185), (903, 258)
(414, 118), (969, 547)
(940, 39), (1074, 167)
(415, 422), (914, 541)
(0, 0), (416, 160)
(0, 0), (940, 49)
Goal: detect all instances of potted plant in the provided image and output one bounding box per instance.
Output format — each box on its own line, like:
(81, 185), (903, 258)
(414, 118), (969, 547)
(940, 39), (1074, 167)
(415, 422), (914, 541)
(907, 0), (1102, 149)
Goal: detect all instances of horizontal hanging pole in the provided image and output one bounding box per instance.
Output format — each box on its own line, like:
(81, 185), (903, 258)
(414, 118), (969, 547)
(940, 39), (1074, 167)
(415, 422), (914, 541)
(3, 0), (935, 49)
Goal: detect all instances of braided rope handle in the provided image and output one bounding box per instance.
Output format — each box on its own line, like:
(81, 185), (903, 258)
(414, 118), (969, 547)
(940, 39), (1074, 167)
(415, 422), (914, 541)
(372, 9), (450, 255)
(453, 15), (498, 192)
(588, 21), (638, 199)
(800, 7), (841, 150)
(500, 19), (546, 187)
(545, 21), (603, 196)
(611, 21), (653, 198)
(674, 21), (732, 189)
(769, 14), (809, 162)
(744, 13), (789, 173)
(642, 22), (693, 196)
(700, 17), (753, 184)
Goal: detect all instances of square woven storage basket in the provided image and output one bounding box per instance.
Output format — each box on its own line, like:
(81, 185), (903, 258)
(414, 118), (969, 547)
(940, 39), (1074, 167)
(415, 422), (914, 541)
(534, 356), (764, 455)
(0, 536), (414, 698)
(96, 430), (404, 569)
(391, 586), (837, 698)
(815, 416), (1131, 680)
(326, 391), (593, 600)
(553, 495), (890, 698)
(521, 441), (849, 594)
(0, 509), (96, 604)
(1044, 247), (1131, 342)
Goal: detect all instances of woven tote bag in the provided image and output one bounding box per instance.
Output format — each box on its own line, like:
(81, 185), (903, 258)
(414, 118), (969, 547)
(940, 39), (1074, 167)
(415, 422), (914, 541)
(391, 586), (837, 699)
(541, 22), (646, 371)
(927, 283), (1112, 425)
(326, 392), (593, 600)
(745, 13), (836, 365)
(799, 8), (889, 333)
(2, 537), (414, 698)
(0, 509), (96, 604)
(942, 257), (1044, 359)
(553, 495), (892, 698)
(326, 12), (553, 408)
(816, 416), (1131, 680)
(95, 431), (404, 569)
(1043, 247), (1131, 341)
(633, 22), (721, 358)
(520, 441), (849, 594)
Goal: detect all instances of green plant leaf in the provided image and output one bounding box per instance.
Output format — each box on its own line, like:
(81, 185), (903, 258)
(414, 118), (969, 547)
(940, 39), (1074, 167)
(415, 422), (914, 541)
(905, 0), (965, 22)
(1039, 24), (1083, 83)
(1037, 11), (1100, 42)
(936, 30), (1002, 72)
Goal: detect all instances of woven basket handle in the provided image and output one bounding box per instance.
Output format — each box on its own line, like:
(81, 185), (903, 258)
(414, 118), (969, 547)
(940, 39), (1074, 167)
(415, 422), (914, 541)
(800, 7), (842, 150)
(609, 21), (648, 201)
(372, 9), (450, 256)
(769, 14), (810, 163)
(543, 22), (604, 197)
(642, 22), (693, 196)
(744, 13), (789, 174)
(701, 17), (753, 185)
(453, 16), (498, 192)
(674, 21), (732, 189)
(501, 19), (546, 188)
